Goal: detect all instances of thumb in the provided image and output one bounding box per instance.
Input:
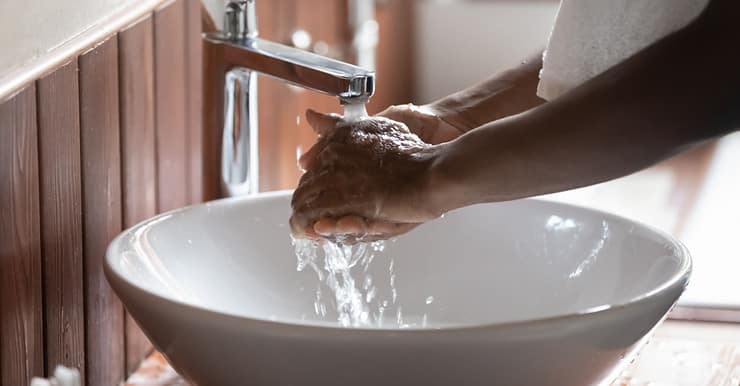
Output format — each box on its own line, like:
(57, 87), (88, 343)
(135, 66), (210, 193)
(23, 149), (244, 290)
(306, 109), (342, 136)
(298, 143), (321, 171)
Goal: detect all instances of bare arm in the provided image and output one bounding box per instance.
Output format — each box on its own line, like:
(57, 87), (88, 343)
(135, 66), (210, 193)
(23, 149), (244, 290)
(375, 51), (546, 145)
(429, 51), (546, 130)
(428, 0), (740, 212)
(291, 0), (740, 239)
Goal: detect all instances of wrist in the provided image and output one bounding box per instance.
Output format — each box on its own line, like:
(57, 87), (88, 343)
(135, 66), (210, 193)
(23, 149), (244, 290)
(419, 141), (471, 217)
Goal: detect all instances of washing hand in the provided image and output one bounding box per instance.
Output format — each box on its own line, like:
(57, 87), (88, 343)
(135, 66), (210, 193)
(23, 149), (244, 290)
(298, 104), (463, 172)
(291, 109), (448, 241)
(375, 104), (465, 145)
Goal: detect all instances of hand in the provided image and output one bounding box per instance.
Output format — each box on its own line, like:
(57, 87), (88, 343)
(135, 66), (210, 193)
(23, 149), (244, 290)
(291, 111), (445, 241)
(298, 104), (463, 172)
(378, 104), (465, 145)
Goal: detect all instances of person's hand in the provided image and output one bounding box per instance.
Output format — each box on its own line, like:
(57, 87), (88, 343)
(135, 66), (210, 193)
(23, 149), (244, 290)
(297, 104), (463, 172)
(377, 104), (465, 145)
(290, 111), (446, 241)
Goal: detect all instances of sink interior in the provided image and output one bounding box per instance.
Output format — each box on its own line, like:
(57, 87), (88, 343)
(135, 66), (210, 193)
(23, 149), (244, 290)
(111, 192), (688, 329)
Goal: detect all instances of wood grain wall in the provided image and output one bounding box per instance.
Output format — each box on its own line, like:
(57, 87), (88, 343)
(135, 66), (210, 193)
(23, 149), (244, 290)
(0, 0), (202, 385)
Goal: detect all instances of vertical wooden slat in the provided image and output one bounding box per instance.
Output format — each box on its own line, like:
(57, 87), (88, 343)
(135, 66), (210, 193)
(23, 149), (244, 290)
(201, 6), (224, 201)
(118, 15), (156, 374)
(36, 60), (86, 379)
(256, 0), (301, 191)
(154, 0), (189, 212)
(288, 0), (347, 190)
(367, 0), (414, 113)
(186, 0), (203, 205)
(79, 37), (125, 386)
(0, 86), (44, 386)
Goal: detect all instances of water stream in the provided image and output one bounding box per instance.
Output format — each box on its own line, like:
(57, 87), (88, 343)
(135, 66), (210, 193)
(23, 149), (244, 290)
(292, 101), (404, 328)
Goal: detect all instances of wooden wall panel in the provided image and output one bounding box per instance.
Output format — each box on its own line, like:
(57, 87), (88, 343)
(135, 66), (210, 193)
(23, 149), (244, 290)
(368, 0), (414, 113)
(119, 15), (157, 374)
(255, 0), (299, 191)
(154, 0), (190, 212)
(201, 12), (226, 201)
(79, 37), (125, 386)
(292, 0), (347, 187)
(186, 0), (204, 204)
(119, 17), (158, 230)
(0, 85), (44, 386)
(1, 1), (200, 384)
(251, 0), (346, 191)
(36, 60), (86, 379)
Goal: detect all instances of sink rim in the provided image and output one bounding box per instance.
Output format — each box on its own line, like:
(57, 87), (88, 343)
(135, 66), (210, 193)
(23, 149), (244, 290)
(104, 190), (692, 333)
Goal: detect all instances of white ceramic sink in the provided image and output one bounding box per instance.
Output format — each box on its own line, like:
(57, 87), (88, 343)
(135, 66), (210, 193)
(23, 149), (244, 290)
(105, 191), (690, 386)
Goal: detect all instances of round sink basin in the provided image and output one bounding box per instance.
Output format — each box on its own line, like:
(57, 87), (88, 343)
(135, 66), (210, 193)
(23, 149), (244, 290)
(105, 191), (690, 386)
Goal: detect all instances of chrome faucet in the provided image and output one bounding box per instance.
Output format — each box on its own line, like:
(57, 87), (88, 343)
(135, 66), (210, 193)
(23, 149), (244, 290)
(203, 0), (376, 197)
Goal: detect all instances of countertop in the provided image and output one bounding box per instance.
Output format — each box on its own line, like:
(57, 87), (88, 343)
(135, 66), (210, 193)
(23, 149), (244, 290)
(125, 320), (740, 386)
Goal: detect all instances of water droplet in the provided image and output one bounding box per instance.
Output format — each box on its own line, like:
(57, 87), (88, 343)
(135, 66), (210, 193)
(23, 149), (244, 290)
(425, 296), (434, 305)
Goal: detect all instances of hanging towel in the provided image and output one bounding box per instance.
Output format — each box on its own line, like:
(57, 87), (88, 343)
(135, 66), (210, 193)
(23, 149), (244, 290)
(537, 0), (711, 101)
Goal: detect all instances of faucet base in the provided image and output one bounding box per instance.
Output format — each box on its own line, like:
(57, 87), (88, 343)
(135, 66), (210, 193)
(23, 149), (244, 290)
(221, 68), (259, 196)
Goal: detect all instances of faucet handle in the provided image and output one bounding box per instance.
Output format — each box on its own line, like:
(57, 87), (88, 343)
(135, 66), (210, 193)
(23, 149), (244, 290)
(224, 0), (257, 40)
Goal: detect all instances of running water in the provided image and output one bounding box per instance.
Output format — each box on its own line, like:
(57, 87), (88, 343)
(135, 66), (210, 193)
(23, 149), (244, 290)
(342, 101), (368, 121)
(293, 237), (391, 327)
(292, 101), (405, 328)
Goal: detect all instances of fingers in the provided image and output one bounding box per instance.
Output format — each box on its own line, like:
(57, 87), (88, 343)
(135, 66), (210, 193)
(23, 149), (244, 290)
(377, 104), (434, 144)
(363, 222), (419, 241)
(298, 140), (354, 172)
(298, 142), (322, 171)
(377, 104), (413, 124)
(291, 213), (419, 242)
(306, 109), (342, 136)
(290, 214), (321, 240)
(291, 169), (339, 210)
(335, 215), (368, 235)
(313, 217), (338, 236)
(367, 221), (416, 236)
(299, 109), (345, 169)
(314, 215), (367, 236)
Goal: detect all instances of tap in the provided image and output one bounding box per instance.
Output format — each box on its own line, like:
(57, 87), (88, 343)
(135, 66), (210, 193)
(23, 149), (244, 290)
(202, 0), (376, 198)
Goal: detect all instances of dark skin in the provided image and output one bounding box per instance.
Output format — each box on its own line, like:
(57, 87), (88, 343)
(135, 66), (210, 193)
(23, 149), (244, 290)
(291, 0), (740, 240)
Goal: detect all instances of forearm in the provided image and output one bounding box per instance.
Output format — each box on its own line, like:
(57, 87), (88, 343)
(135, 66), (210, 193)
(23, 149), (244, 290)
(427, 50), (547, 131)
(429, 0), (740, 211)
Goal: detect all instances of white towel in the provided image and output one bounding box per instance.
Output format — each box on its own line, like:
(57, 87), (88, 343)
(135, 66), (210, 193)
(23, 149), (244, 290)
(537, 0), (710, 101)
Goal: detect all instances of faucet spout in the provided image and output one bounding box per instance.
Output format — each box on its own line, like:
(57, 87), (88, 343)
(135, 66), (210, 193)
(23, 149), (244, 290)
(203, 34), (375, 104)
